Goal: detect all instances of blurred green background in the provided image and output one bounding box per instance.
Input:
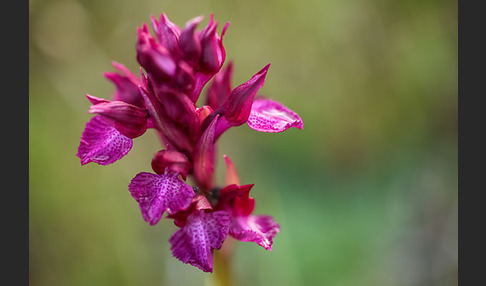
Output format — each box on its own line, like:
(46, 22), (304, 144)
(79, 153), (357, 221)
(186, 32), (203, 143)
(29, 0), (457, 285)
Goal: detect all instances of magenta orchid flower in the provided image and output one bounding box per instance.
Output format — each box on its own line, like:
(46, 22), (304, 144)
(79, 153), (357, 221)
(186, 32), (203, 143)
(77, 13), (303, 273)
(215, 155), (280, 251)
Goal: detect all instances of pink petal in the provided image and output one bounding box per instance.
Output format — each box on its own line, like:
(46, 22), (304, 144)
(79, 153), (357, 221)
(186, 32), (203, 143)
(85, 94), (109, 105)
(192, 114), (218, 191)
(136, 24), (176, 81)
(77, 115), (133, 166)
(189, 72), (212, 103)
(129, 172), (194, 225)
(223, 64), (270, 126)
(167, 194), (213, 228)
(179, 15), (203, 65)
(88, 100), (148, 139)
(230, 215), (280, 251)
(223, 155), (240, 186)
(152, 13), (181, 57)
(104, 62), (145, 108)
(206, 62), (233, 110)
(139, 85), (192, 152)
(170, 210), (229, 272)
(214, 115), (231, 141)
(215, 184), (255, 216)
(196, 105), (213, 124)
(198, 14), (227, 74)
(112, 61), (141, 85)
(174, 61), (195, 93)
(247, 98), (303, 133)
(150, 84), (201, 142)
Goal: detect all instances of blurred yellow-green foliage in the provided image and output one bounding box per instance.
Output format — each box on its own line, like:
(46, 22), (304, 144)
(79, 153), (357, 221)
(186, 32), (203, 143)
(29, 0), (457, 285)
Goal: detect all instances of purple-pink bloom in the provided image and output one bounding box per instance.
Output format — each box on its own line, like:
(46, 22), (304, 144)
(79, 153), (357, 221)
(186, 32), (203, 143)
(77, 61), (148, 165)
(215, 183), (280, 251)
(213, 156), (280, 250)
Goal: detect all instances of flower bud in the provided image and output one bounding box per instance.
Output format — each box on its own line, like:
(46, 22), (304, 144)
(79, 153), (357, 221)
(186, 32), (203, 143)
(196, 105), (213, 124)
(179, 15), (203, 66)
(136, 24), (177, 82)
(151, 150), (191, 180)
(198, 14), (228, 75)
(151, 13), (181, 57)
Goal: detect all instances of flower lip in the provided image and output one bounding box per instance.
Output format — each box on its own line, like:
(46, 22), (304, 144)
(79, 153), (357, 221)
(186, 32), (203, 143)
(169, 209), (229, 273)
(229, 215), (280, 251)
(77, 115), (133, 166)
(247, 98), (303, 133)
(129, 171), (194, 226)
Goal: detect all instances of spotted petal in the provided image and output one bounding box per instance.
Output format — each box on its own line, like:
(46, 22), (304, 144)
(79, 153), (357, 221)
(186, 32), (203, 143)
(77, 115), (133, 166)
(230, 215), (280, 251)
(129, 172), (194, 225)
(247, 98), (303, 133)
(170, 210), (229, 272)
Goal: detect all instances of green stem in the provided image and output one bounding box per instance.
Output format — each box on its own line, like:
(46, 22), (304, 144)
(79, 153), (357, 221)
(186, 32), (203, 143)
(209, 237), (236, 286)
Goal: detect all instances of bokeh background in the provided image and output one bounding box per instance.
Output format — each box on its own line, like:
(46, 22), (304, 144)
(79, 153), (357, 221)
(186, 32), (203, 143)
(29, 0), (457, 285)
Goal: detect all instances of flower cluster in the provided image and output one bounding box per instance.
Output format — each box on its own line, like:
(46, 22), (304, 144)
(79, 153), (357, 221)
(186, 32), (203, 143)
(77, 13), (303, 272)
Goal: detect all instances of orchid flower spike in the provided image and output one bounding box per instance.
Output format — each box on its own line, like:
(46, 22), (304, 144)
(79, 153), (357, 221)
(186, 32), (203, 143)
(77, 13), (303, 273)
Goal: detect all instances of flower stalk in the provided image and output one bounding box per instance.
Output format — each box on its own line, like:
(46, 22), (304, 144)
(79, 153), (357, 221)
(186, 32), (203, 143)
(210, 239), (236, 286)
